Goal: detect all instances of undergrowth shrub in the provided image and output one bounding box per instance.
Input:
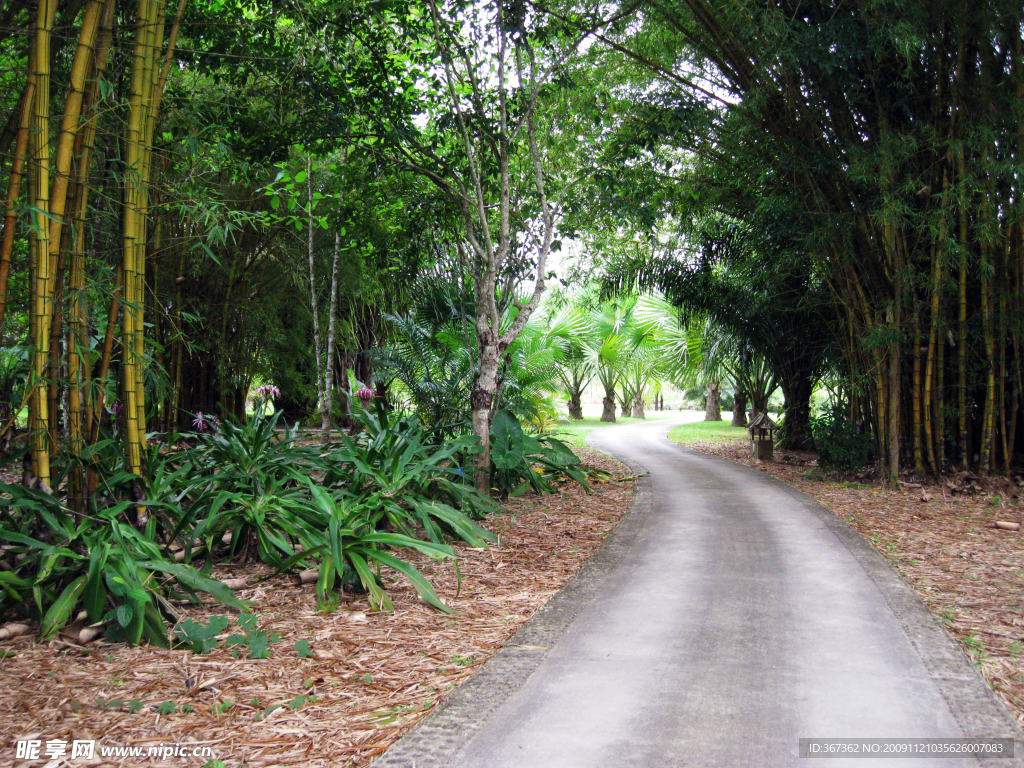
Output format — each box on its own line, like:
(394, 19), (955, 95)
(317, 401), (501, 524)
(302, 483), (464, 612)
(180, 410), (324, 565)
(490, 409), (589, 497)
(0, 399), (511, 644)
(810, 404), (873, 472)
(0, 469), (247, 646)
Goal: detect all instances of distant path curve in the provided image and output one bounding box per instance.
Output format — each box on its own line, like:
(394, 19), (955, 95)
(375, 417), (1024, 768)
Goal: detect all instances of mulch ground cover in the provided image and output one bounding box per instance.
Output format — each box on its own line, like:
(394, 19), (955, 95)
(0, 448), (635, 767)
(676, 433), (1024, 729)
(7, 427), (1021, 768)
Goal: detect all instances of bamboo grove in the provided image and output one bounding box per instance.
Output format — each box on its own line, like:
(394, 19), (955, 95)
(595, 0), (1024, 479)
(0, 0), (185, 507)
(0, 0), (456, 513)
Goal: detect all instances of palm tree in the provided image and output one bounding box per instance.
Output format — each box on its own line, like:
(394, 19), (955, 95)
(623, 294), (689, 418)
(495, 309), (574, 422)
(372, 311), (474, 436)
(374, 287), (576, 436)
(690, 317), (779, 423)
(543, 303), (593, 419)
(585, 297), (638, 423)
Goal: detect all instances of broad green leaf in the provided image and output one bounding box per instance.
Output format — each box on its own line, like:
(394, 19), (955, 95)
(83, 544), (109, 623)
(39, 576), (87, 640)
(348, 552), (392, 612)
(139, 561), (249, 611)
(363, 550), (453, 614)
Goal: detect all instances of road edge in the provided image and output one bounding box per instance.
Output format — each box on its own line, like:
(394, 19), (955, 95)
(668, 439), (1024, 767)
(371, 439), (652, 768)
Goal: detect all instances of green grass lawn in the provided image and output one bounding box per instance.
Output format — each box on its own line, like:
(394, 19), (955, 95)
(667, 417), (749, 446)
(551, 417), (632, 451)
(552, 410), (704, 451)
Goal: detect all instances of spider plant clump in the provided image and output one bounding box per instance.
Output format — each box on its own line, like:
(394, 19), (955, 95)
(176, 402), (498, 614)
(316, 400), (501, 532)
(0, 452), (248, 647)
(179, 409), (321, 566)
(0, 396), (510, 644)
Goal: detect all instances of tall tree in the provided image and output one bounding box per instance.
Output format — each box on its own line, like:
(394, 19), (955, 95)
(374, 0), (566, 491)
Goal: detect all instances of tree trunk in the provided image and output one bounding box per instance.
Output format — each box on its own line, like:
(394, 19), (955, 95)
(778, 376), (814, 450)
(567, 392), (583, 419)
(600, 386), (616, 423)
(630, 394), (645, 419)
(471, 340), (500, 493)
(749, 392), (768, 420)
(306, 156), (326, 430)
(320, 229), (341, 437)
(704, 381), (721, 421)
(731, 388), (748, 427)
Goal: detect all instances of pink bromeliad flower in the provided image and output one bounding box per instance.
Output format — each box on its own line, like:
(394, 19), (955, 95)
(355, 386), (378, 406)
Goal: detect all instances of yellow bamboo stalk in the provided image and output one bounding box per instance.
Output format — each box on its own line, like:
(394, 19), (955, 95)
(25, 33), (38, 455)
(0, 79), (34, 331)
(131, 0), (166, 454)
(923, 169), (949, 475)
(979, 252), (996, 474)
(28, 0), (57, 487)
(122, 0), (157, 483)
(47, 0), (103, 259)
(45, 0), (104, 430)
(78, 0), (116, 451)
(68, 1), (116, 511)
(956, 149), (970, 468)
(120, 0), (184, 481)
(911, 310), (923, 475)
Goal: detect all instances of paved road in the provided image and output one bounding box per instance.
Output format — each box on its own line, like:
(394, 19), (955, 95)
(376, 418), (1024, 768)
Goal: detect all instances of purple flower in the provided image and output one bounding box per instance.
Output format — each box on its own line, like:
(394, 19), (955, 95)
(255, 384), (281, 399)
(193, 412), (222, 433)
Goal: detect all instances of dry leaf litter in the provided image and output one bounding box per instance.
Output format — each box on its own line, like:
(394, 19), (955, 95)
(0, 449), (634, 767)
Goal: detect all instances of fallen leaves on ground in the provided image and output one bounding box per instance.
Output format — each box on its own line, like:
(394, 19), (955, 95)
(0, 449), (634, 767)
(679, 435), (1024, 728)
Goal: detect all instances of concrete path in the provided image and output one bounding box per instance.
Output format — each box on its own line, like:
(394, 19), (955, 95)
(375, 418), (1024, 768)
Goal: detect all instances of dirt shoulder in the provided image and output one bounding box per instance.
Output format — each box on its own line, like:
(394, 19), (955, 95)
(0, 448), (635, 768)
(673, 433), (1024, 729)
